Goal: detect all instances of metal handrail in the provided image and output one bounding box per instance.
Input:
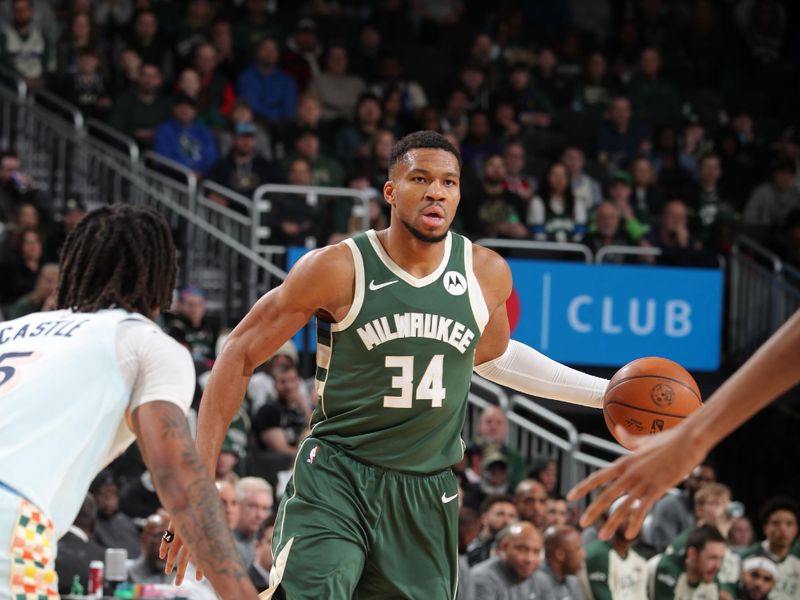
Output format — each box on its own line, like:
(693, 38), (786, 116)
(0, 66), (26, 99)
(86, 118), (139, 162)
(474, 238), (593, 263)
(143, 150), (198, 197)
(470, 374), (510, 411)
(510, 394), (579, 448)
(595, 245), (662, 263)
(735, 234), (783, 272)
(31, 89), (84, 129)
(575, 433), (628, 457)
(201, 180), (254, 215)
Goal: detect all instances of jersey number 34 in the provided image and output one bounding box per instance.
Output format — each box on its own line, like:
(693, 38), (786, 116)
(383, 355), (446, 408)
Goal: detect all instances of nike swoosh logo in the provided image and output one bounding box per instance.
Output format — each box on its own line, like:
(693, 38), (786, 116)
(369, 279), (398, 291)
(441, 492), (458, 504)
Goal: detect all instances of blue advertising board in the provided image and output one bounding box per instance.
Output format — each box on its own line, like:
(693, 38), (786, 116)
(506, 260), (723, 370)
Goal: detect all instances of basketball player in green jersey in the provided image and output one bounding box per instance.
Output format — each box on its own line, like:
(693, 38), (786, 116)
(163, 131), (610, 599)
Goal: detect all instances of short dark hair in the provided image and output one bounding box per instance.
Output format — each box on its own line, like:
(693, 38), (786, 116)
(479, 494), (514, 515)
(57, 204), (176, 315)
(686, 524), (725, 554)
(759, 496), (800, 527)
(389, 131), (461, 173)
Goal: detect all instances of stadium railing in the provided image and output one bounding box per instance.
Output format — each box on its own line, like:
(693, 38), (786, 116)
(595, 245), (662, 263)
(474, 238), (593, 263)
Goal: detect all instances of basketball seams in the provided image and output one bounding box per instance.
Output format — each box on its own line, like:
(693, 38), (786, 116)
(605, 400), (693, 420)
(605, 374), (702, 403)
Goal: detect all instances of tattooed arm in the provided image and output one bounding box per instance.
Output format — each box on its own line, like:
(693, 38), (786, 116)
(132, 401), (258, 599)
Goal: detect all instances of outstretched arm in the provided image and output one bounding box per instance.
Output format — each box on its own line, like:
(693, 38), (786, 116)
(568, 308), (800, 540)
(472, 246), (609, 407)
(132, 401), (257, 599)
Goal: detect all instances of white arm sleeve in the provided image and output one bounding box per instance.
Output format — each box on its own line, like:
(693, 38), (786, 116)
(474, 339), (609, 409)
(117, 320), (196, 415)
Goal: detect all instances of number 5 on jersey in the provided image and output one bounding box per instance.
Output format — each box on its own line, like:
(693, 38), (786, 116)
(383, 355), (446, 408)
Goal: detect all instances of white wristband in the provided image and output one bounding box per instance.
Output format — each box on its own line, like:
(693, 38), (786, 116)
(474, 339), (608, 409)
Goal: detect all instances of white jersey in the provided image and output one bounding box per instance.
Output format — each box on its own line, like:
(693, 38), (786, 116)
(0, 309), (194, 536)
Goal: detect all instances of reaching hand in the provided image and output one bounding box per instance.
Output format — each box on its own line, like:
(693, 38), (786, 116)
(567, 425), (708, 540)
(158, 521), (205, 585)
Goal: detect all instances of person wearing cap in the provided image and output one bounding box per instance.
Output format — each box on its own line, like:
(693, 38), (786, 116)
(206, 119), (280, 200)
(89, 470), (141, 558)
(738, 557), (778, 600)
(237, 37), (298, 123)
(466, 494), (518, 566)
(540, 525), (587, 599)
(467, 405), (527, 490)
(216, 413), (249, 485)
(280, 18), (323, 93)
(651, 524), (732, 599)
(152, 93), (218, 175)
(580, 496), (647, 600)
(479, 447), (512, 499)
(469, 522), (550, 600)
(665, 483), (742, 588)
(127, 512), (174, 584)
(740, 497), (800, 600)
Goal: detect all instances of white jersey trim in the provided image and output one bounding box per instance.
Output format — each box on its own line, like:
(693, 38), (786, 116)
(331, 238), (365, 333)
(365, 229), (452, 288)
(463, 238), (489, 332)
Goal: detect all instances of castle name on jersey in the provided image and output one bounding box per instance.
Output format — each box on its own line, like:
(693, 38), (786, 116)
(356, 312), (476, 354)
(0, 318), (89, 345)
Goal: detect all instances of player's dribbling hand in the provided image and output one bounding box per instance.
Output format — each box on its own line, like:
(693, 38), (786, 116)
(567, 424), (708, 541)
(159, 521), (204, 584)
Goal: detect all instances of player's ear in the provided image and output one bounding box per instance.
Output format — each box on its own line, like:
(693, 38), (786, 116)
(384, 180), (395, 206)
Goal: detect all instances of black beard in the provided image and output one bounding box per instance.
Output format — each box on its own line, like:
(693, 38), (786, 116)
(400, 218), (448, 243)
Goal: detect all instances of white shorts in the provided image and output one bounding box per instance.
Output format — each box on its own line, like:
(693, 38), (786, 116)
(0, 483), (58, 600)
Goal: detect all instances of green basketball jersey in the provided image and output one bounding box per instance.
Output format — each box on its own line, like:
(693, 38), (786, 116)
(309, 230), (489, 474)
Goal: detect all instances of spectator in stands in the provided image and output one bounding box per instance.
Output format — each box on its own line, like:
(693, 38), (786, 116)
(252, 364), (312, 458)
(163, 285), (217, 366)
(460, 110), (503, 175)
(0, 151), (41, 223)
(57, 48), (112, 120)
(127, 512), (173, 584)
(210, 19), (237, 80)
(217, 480), (239, 531)
(119, 470), (160, 521)
(56, 12), (98, 77)
(477, 448), (512, 500)
(737, 557), (778, 600)
(238, 37), (298, 125)
(539, 525), (586, 599)
(467, 405), (526, 490)
(469, 522), (549, 599)
(665, 483), (741, 589)
(744, 157), (800, 227)
(492, 100), (521, 143)
(0, 0), (55, 90)
(597, 95), (651, 170)
(583, 201), (636, 262)
(232, 0), (282, 63)
(217, 99), (273, 161)
(207, 121), (280, 199)
(495, 63), (552, 131)
(124, 9), (172, 81)
(545, 496), (569, 528)
(606, 171), (651, 241)
(631, 156), (666, 222)
(464, 153), (527, 239)
(174, 68), (211, 125)
(45, 195), (85, 262)
(627, 47), (681, 128)
(247, 515), (275, 592)
(379, 87), (408, 140)
(458, 63), (490, 113)
(652, 525), (729, 599)
(280, 18), (323, 94)
(336, 93), (383, 167)
(459, 506), (481, 555)
(234, 477), (274, 567)
(110, 47), (141, 96)
(581, 495), (648, 600)
(642, 199), (705, 265)
(349, 23), (382, 84)
(0, 200), (40, 261)
(741, 497), (800, 600)
(729, 516), (756, 552)
(174, 0), (214, 64)
(5, 262), (57, 318)
(310, 43), (366, 123)
(193, 43), (234, 127)
(562, 145), (603, 209)
(572, 51), (616, 117)
(502, 141), (535, 203)
(54, 494), (105, 595)
(0, 227), (43, 305)
(689, 153), (738, 252)
(267, 156), (320, 246)
(528, 162), (588, 243)
(361, 129), (395, 189)
(90, 470), (140, 558)
(532, 47), (572, 110)
(644, 462), (715, 552)
(108, 62), (171, 148)
(370, 55), (428, 119)
(245, 340), (302, 415)
(216, 419), (247, 485)
(513, 479), (548, 530)
(440, 88), (470, 141)
(466, 494), (519, 566)
(529, 458), (559, 496)
(152, 94), (218, 176)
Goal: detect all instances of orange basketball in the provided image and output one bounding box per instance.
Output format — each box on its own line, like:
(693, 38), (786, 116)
(603, 357), (702, 449)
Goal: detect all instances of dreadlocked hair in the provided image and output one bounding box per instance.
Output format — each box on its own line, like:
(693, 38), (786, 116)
(57, 204), (176, 315)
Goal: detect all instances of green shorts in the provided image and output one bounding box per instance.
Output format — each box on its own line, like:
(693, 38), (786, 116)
(265, 437), (460, 600)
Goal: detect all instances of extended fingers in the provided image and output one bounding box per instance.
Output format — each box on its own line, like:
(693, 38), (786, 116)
(174, 550), (191, 586)
(567, 462), (622, 503)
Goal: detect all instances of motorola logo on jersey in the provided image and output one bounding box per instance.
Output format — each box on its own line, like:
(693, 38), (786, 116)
(443, 271), (467, 296)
